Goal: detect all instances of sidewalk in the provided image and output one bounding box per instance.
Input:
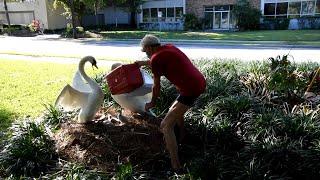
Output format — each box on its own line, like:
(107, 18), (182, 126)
(0, 34), (319, 62)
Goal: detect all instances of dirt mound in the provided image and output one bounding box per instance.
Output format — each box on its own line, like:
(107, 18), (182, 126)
(53, 108), (169, 173)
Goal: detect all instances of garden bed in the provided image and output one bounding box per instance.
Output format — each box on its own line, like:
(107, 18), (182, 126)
(54, 108), (165, 173)
(1, 57), (320, 179)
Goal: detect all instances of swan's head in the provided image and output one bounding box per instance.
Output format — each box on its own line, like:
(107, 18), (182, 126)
(82, 56), (98, 69)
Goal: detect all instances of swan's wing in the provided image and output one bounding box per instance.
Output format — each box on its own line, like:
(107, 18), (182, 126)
(72, 70), (92, 93)
(126, 69), (153, 96)
(111, 92), (152, 114)
(55, 84), (88, 111)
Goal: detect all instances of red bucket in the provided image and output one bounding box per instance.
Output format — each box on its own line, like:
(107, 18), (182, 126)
(106, 63), (143, 95)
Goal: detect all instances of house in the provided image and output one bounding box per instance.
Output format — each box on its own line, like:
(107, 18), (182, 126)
(137, 0), (186, 30)
(1, 0), (319, 31)
(137, 0), (320, 30)
(82, 7), (132, 27)
(0, 0), (68, 30)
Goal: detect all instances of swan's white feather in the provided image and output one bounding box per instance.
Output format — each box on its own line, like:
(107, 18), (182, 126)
(55, 56), (104, 123)
(55, 84), (89, 111)
(72, 70), (92, 93)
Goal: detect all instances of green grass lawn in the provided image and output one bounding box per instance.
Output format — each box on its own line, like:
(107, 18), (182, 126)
(100, 30), (320, 42)
(0, 59), (107, 131)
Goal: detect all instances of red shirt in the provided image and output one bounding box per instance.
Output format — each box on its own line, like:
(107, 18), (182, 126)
(150, 44), (206, 96)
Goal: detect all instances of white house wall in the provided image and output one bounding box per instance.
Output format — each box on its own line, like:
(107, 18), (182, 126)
(0, 0), (48, 28)
(142, 0), (184, 8)
(45, 2), (69, 29)
(138, 0), (185, 23)
(102, 7), (130, 24)
(0, 0), (68, 30)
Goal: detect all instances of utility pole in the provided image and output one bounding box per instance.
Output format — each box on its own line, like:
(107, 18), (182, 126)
(4, 0), (11, 35)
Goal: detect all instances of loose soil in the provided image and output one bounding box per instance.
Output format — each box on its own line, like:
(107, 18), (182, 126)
(53, 107), (203, 178)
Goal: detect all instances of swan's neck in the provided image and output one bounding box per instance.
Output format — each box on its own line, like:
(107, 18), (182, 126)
(79, 60), (99, 90)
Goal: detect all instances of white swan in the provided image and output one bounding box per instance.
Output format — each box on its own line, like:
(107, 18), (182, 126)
(109, 63), (153, 114)
(55, 56), (104, 123)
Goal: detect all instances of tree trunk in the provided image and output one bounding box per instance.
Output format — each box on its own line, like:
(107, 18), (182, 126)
(94, 2), (99, 26)
(114, 6), (118, 28)
(3, 0), (11, 35)
(70, 0), (77, 39)
(130, 12), (136, 28)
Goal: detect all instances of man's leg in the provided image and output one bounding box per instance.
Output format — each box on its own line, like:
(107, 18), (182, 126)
(176, 116), (186, 143)
(160, 100), (189, 170)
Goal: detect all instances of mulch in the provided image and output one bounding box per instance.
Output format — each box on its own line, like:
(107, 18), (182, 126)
(53, 107), (170, 175)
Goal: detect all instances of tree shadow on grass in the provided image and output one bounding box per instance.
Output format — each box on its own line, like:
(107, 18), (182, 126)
(0, 108), (16, 140)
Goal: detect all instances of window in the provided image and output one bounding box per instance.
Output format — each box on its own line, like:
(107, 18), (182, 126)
(151, 8), (158, 22)
(316, 0), (320, 14)
(167, 8), (174, 17)
(264, 3), (276, 16)
(167, 8), (174, 22)
(215, 5), (230, 11)
(143, 9), (150, 22)
(141, 7), (184, 22)
(302, 1), (315, 15)
(288, 2), (301, 15)
(158, 8), (166, 21)
(263, 0), (318, 17)
(204, 12), (213, 29)
(175, 7), (183, 21)
(276, 2), (288, 15)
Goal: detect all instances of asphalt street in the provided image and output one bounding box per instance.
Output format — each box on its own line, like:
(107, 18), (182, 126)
(0, 34), (319, 63)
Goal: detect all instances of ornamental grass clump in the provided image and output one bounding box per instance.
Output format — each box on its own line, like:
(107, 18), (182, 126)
(181, 58), (320, 179)
(0, 118), (57, 177)
(42, 161), (108, 179)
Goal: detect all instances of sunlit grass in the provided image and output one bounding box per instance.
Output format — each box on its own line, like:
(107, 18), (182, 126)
(100, 30), (320, 42)
(0, 59), (108, 128)
(0, 51), (132, 62)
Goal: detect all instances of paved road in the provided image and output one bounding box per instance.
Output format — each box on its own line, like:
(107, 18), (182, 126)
(0, 34), (319, 63)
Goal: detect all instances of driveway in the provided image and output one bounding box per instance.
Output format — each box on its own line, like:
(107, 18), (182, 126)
(0, 34), (319, 63)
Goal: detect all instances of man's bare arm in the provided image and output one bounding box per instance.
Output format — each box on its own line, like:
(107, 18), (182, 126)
(145, 75), (160, 111)
(151, 75), (160, 104)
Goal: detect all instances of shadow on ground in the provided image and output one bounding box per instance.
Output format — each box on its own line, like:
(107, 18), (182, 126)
(0, 108), (16, 133)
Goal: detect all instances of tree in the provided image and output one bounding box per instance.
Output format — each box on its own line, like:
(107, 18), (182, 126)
(54, 0), (88, 38)
(54, 0), (109, 38)
(232, 0), (261, 31)
(119, 0), (143, 28)
(69, 0), (77, 38)
(83, 0), (109, 26)
(109, 0), (143, 28)
(3, 0), (11, 34)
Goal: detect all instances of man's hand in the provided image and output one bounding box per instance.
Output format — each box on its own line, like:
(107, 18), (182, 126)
(145, 101), (155, 111)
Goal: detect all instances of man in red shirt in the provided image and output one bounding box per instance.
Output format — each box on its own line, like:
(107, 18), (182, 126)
(136, 35), (206, 170)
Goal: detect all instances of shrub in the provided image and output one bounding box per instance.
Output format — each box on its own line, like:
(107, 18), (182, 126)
(298, 17), (320, 29)
(0, 118), (57, 177)
(43, 161), (108, 179)
(268, 55), (308, 106)
(261, 18), (290, 30)
(61, 23), (85, 38)
(183, 14), (202, 31)
(232, 0), (261, 30)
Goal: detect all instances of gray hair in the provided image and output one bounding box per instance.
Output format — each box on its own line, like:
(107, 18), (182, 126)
(140, 34), (161, 49)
